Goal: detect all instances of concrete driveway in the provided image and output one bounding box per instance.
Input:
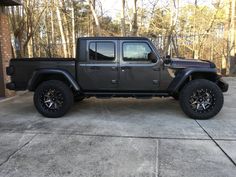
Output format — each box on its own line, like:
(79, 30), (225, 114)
(0, 78), (236, 177)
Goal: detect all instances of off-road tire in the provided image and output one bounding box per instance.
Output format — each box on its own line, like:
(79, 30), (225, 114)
(179, 79), (224, 120)
(34, 80), (73, 118)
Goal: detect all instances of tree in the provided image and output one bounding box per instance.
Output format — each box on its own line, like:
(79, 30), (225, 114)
(71, 0), (76, 58)
(227, 0), (235, 75)
(56, 0), (68, 57)
(89, 0), (101, 36)
(9, 0), (45, 57)
(131, 0), (138, 36)
(121, 0), (126, 36)
(164, 0), (179, 56)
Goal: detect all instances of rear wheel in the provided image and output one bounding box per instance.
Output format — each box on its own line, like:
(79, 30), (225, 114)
(34, 80), (73, 118)
(179, 79), (223, 119)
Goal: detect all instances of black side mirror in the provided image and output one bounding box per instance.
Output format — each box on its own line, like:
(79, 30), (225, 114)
(163, 58), (172, 65)
(148, 52), (157, 63)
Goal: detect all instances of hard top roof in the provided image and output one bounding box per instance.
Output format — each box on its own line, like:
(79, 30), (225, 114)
(79, 36), (149, 41)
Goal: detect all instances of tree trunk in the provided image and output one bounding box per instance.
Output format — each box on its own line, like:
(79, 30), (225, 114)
(164, 0), (179, 56)
(131, 0), (138, 36)
(227, 0), (235, 75)
(51, 0), (55, 55)
(27, 26), (33, 57)
(89, 0), (101, 36)
(121, 0), (126, 36)
(192, 0), (198, 59)
(91, 0), (95, 36)
(56, 0), (68, 57)
(62, 0), (71, 57)
(45, 0), (51, 57)
(71, 1), (76, 58)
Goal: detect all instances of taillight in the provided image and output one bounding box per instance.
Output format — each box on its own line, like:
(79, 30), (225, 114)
(6, 66), (14, 75)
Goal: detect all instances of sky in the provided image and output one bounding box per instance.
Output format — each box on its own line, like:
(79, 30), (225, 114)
(98, 0), (214, 19)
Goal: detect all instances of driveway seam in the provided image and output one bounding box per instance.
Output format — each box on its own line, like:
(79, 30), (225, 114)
(154, 140), (158, 177)
(157, 140), (161, 177)
(195, 120), (236, 167)
(0, 134), (37, 167)
(0, 130), (213, 140)
(1, 130), (236, 141)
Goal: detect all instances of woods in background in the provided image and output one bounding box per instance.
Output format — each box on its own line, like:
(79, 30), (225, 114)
(6, 0), (236, 75)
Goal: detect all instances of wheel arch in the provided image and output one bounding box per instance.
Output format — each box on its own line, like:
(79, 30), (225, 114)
(168, 68), (218, 94)
(28, 69), (80, 92)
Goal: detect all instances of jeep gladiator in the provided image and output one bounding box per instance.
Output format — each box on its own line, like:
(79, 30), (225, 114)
(6, 37), (229, 119)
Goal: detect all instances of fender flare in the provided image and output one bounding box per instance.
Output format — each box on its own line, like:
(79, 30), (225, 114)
(168, 68), (218, 93)
(28, 69), (80, 91)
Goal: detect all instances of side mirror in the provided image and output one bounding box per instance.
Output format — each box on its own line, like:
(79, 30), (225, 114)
(148, 52), (157, 63)
(163, 58), (172, 65)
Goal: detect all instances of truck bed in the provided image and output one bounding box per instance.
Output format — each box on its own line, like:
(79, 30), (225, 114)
(7, 58), (76, 90)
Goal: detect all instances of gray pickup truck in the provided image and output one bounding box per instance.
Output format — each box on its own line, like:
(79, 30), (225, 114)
(6, 37), (228, 119)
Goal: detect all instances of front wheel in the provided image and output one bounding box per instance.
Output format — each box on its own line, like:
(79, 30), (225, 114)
(179, 79), (224, 120)
(34, 80), (74, 118)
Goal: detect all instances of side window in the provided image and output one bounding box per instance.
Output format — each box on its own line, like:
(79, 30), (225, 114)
(89, 42), (96, 60)
(89, 42), (115, 61)
(123, 42), (152, 61)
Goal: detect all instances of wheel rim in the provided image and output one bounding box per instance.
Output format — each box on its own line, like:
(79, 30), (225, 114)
(189, 88), (216, 113)
(40, 88), (64, 112)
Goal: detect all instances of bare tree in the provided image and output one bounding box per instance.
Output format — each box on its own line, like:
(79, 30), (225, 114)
(164, 0), (179, 56)
(121, 0), (126, 36)
(50, 0), (55, 57)
(71, 0), (76, 58)
(131, 0), (138, 36)
(89, 0), (101, 36)
(192, 0), (198, 59)
(227, 0), (235, 75)
(56, 0), (68, 57)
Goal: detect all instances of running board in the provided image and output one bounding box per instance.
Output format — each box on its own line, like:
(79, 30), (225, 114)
(83, 92), (170, 98)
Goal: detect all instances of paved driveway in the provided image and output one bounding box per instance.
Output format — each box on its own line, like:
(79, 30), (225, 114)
(0, 78), (236, 177)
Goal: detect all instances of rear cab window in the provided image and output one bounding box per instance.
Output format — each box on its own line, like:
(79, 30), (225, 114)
(89, 41), (116, 62)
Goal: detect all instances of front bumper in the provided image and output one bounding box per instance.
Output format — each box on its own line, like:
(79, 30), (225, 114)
(217, 78), (229, 92)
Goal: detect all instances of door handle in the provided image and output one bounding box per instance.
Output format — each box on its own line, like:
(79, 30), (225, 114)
(121, 66), (131, 72)
(90, 66), (100, 70)
(121, 66), (131, 70)
(111, 80), (117, 84)
(111, 66), (117, 70)
(152, 67), (160, 71)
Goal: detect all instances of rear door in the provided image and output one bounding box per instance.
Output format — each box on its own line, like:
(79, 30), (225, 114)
(78, 40), (118, 91)
(119, 40), (161, 91)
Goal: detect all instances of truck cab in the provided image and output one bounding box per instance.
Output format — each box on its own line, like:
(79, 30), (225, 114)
(76, 37), (165, 93)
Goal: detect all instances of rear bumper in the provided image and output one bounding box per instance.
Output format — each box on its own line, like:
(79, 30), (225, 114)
(6, 65), (16, 90)
(6, 65), (14, 76)
(217, 78), (229, 92)
(6, 82), (16, 90)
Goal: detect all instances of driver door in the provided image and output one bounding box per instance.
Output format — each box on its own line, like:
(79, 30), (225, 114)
(119, 41), (160, 91)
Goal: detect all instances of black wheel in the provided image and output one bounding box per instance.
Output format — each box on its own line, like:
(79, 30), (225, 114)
(34, 80), (74, 118)
(74, 95), (85, 102)
(179, 79), (224, 120)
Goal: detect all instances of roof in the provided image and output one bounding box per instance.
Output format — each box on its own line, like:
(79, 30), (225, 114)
(79, 37), (149, 41)
(0, 0), (21, 6)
